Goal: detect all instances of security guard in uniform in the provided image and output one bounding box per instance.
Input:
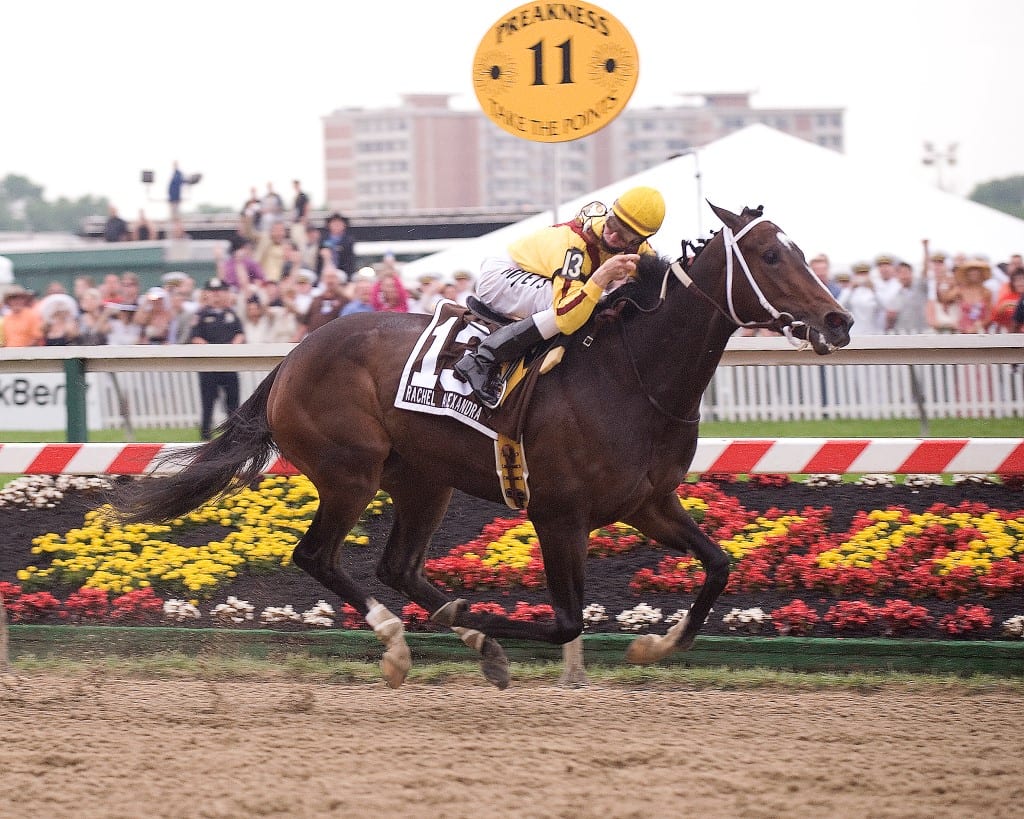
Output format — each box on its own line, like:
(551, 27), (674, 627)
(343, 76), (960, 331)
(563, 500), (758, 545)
(190, 277), (245, 439)
(454, 185), (666, 407)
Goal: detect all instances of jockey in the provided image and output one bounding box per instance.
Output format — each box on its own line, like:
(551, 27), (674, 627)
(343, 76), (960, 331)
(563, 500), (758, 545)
(454, 185), (666, 408)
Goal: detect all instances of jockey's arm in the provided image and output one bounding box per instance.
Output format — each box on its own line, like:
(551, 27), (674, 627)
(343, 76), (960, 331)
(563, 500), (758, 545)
(551, 251), (639, 335)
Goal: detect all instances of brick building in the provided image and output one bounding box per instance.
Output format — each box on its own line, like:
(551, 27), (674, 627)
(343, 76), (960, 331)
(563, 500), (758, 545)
(322, 92), (843, 214)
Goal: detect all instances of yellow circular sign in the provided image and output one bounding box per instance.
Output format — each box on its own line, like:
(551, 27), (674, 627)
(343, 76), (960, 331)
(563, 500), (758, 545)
(472, 3), (639, 143)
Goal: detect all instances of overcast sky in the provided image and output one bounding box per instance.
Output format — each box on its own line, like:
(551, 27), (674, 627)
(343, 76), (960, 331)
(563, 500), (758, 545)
(2, 0), (1019, 220)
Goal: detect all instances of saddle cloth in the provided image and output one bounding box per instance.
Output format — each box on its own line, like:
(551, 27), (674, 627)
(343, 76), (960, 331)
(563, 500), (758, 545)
(395, 299), (557, 508)
(395, 299), (547, 440)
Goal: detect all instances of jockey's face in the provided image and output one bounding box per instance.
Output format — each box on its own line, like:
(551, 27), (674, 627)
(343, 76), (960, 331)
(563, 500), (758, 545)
(601, 213), (646, 253)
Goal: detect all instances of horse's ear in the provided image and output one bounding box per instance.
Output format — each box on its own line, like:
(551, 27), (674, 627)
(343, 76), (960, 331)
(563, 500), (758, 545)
(707, 201), (743, 232)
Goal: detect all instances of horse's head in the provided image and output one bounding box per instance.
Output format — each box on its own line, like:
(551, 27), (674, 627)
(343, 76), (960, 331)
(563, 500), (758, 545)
(705, 203), (853, 354)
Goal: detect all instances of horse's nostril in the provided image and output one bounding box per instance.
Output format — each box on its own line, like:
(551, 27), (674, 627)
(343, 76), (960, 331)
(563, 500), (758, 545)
(826, 312), (851, 331)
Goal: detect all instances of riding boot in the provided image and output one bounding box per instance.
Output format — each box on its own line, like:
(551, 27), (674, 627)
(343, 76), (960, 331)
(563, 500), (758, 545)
(453, 317), (545, 408)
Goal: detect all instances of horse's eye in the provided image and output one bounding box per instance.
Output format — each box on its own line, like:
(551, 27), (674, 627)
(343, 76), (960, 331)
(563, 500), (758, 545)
(762, 249), (780, 265)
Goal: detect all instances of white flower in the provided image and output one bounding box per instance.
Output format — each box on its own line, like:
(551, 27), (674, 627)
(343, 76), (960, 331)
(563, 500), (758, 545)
(665, 608), (690, 625)
(723, 606), (769, 634)
(615, 603), (662, 633)
(804, 473), (843, 487)
(301, 600), (335, 627)
(1001, 615), (1024, 639)
(855, 473), (896, 488)
(904, 474), (943, 488)
(210, 596), (255, 625)
(953, 473), (997, 486)
(163, 598), (201, 622)
(260, 605), (301, 624)
(582, 603), (607, 629)
(0, 475), (112, 508)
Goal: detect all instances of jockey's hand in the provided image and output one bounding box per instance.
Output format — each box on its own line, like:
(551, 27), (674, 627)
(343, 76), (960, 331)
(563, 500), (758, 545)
(591, 254), (640, 289)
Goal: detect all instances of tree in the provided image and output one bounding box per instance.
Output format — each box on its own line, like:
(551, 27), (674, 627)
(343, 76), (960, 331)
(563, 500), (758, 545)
(0, 173), (109, 233)
(969, 176), (1024, 220)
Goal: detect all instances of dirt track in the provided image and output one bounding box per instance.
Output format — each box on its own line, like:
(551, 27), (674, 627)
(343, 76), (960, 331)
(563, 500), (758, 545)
(1, 675), (1021, 818)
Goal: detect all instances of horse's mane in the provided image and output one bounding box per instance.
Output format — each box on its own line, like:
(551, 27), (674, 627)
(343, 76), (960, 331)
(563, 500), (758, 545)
(601, 253), (671, 315)
(594, 244), (700, 324)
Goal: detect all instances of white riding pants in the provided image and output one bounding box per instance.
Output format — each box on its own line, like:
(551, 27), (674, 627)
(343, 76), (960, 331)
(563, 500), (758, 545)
(476, 257), (560, 339)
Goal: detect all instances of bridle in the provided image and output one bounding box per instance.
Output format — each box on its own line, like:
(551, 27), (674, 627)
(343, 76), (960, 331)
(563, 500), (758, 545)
(602, 214), (830, 424)
(660, 215), (816, 350)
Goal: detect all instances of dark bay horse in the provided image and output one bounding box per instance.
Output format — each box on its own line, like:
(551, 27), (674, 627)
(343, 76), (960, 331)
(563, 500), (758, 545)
(116, 203), (853, 688)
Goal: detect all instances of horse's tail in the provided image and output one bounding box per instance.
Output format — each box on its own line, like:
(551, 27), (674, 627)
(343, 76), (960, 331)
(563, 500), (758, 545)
(112, 364), (282, 523)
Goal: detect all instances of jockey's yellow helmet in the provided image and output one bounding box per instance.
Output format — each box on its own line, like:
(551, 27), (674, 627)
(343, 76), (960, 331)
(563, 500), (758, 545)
(611, 186), (666, 239)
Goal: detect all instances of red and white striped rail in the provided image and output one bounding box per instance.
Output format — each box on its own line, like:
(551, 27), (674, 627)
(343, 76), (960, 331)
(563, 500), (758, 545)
(0, 443), (297, 476)
(1, 439), (1022, 476)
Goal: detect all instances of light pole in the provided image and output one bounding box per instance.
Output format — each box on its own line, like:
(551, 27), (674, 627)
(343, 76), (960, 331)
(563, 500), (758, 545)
(922, 141), (958, 192)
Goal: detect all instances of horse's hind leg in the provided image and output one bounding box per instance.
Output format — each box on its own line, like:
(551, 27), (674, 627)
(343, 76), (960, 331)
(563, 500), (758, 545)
(292, 492), (411, 688)
(377, 469), (510, 689)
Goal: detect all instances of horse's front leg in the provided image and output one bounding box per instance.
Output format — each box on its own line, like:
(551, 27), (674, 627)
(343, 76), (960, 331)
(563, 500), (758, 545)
(445, 515), (589, 651)
(622, 492), (731, 663)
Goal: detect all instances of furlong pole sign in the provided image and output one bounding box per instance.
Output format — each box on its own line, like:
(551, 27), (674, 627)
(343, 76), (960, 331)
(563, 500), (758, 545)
(473, 3), (639, 142)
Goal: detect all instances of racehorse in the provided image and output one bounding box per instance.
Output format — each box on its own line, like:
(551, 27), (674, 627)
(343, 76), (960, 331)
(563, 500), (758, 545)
(115, 204), (853, 689)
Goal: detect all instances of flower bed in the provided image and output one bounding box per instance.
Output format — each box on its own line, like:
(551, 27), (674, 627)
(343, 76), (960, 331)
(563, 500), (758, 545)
(1, 475), (1023, 641)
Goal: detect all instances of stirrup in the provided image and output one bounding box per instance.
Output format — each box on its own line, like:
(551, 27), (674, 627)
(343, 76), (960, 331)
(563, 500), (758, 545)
(477, 378), (503, 409)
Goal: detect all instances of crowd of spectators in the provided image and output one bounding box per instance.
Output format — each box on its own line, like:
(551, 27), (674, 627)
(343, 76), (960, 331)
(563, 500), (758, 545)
(0, 182), (480, 348)
(741, 241), (1024, 338)
(4, 192), (1023, 349)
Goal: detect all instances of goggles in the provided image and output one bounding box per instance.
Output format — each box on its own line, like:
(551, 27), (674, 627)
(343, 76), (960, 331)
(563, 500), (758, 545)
(604, 212), (648, 248)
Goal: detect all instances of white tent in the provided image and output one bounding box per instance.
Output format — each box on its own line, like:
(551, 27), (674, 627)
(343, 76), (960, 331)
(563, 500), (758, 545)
(402, 124), (1024, 282)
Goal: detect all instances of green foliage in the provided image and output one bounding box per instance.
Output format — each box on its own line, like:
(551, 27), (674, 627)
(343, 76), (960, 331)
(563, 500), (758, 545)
(969, 175), (1024, 220)
(0, 173), (109, 233)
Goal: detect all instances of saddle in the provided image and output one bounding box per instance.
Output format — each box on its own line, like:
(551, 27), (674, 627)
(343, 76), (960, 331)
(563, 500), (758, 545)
(395, 299), (566, 440)
(465, 295), (516, 327)
(395, 299), (567, 509)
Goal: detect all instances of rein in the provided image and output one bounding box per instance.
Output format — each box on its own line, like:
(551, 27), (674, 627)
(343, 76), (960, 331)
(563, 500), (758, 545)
(614, 314), (700, 426)
(660, 216), (813, 350)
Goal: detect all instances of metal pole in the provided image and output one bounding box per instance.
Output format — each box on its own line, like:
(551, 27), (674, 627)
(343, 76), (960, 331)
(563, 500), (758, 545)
(63, 357), (88, 442)
(551, 143), (561, 224)
(693, 150), (703, 237)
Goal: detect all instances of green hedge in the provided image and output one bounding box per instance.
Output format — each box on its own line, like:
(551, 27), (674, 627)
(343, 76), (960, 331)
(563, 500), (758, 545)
(9, 626), (1024, 676)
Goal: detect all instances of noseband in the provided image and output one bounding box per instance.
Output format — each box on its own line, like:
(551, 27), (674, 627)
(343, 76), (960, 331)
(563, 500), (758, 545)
(662, 216), (813, 350)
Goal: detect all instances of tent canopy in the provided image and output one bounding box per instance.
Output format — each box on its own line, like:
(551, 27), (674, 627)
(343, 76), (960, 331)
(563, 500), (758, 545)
(402, 124), (1024, 283)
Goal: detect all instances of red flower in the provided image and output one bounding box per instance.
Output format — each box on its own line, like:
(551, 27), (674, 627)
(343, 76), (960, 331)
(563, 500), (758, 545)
(824, 600), (879, 631)
(938, 604), (993, 636)
(110, 588), (164, 622)
(770, 600), (820, 635)
(877, 599), (932, 635)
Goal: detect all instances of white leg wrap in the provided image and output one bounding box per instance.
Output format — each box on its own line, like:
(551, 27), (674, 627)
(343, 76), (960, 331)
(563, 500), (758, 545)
(365, 599), (403, 642)
(452, 626), (486, 653)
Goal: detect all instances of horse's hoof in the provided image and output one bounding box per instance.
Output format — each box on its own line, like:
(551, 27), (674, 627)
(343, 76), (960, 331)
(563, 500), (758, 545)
(480, 637), (510, 690)
(430, 598), (468, 626)
(557, 667), (589, 688)
(625, 634), (662, 665)
(381, 642), (412, 689)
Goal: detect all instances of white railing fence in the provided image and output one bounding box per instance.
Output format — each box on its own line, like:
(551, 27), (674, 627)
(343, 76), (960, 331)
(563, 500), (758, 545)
(0, 336), (1021, 432)
(87, 362), (1024, 429)
(708, 362), (1023, 422)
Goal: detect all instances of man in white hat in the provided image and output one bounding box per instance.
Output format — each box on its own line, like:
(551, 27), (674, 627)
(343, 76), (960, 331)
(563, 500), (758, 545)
(340, 268), (376, 316)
